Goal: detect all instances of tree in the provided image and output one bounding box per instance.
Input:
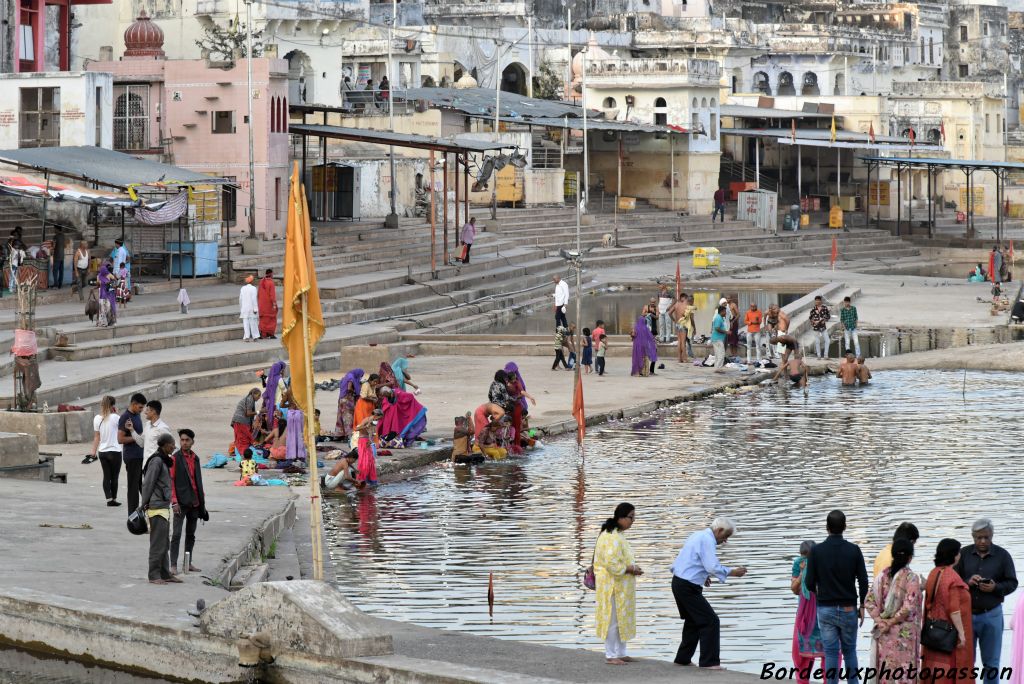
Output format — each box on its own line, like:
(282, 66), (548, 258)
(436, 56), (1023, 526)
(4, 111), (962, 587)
(532, 61), (563, 101)
(195, 21), (264, 61)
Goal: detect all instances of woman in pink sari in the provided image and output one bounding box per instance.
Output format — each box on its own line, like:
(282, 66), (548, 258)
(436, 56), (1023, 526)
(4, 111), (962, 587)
(865, 539), (923, 682)
(379, 386), (427, 448)
(792, 540), (827, 684)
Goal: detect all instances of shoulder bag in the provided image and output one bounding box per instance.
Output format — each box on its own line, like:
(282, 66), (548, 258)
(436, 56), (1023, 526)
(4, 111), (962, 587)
(583, 537), (597, 590)
(920, 568), (958, 653)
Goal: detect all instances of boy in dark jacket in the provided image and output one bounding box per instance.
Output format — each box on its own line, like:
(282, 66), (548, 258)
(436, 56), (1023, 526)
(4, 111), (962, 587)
(141, 433), (180, 584)
(170, 429), (208, 575)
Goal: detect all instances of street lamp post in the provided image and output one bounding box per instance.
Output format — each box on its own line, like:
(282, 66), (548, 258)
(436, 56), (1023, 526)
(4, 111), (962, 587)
(385, 0), (399, 228)
(245, 0), (256, 239)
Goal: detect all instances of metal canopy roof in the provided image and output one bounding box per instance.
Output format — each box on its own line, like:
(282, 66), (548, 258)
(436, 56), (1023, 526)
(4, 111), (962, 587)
(859, 155), (1024, 170)
(288, 124), (513, 153)
(493, 115), (686, 134)
(723, 127), (943, 150)
(721, 104), (841, 120)
(0, 146), (225, 189)
(401, 87), (591, 120)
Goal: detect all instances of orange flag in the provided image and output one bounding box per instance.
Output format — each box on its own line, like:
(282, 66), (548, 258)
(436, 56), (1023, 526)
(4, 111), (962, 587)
(572, 372), (585, 444)
(282, 160), (325, 415)
(830, 236), (838, 270)
(868, 122), (876, 144)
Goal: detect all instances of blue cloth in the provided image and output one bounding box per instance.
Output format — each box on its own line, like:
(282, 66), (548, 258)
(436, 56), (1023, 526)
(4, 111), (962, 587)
(582, 336), (593, 365)
(710, 313), (728, 343)
(391, 358), (410, 390)
(816, 605), (859, 684)
(671, 528), (731, 585)
(202, 453), (229, 469)
(973, 605), (1004, 684)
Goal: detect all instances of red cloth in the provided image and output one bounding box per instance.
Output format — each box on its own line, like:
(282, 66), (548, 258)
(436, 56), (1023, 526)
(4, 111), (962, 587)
(257, 276), (278, 336)
(232, 422), (253, 456)
(357, 436), (378, 483)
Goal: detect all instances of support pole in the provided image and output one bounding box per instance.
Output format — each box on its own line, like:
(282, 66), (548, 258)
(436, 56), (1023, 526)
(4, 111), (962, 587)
(615, 133), (621, 245)
(908, 166), (913, 229)
(926, 167), (933, 239)
(865, 161), (871, 230)
(797, 144), (802, 210)
(896, 163), (902, 237)
(40, 171), (50, 243)
(385, 0), (398, 227)
(464, 153), (470, 230)
(669, 134), (676, 216)
(836, 147), (841, 200)
(301, 294), (324, 581)
(454, 153), (460, 260)
(177, 214), (183, 290)
(755, 139), (760, 190)
(244, 0), (256, 238)
(430, 149), (436, 274)
(443, 153), (449, 264)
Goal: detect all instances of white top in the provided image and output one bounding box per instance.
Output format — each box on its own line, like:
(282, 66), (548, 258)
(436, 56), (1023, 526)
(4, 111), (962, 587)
(112, 245), (129, 269)
(239, 283), (259, 318)
(93, 413), (122, 453)
(554, 280), (570, 307)
(133, 418), (173, 458)
(670, 527), (731, 585)
(658, 295), (673, 315)
(75, 249), (90, 269)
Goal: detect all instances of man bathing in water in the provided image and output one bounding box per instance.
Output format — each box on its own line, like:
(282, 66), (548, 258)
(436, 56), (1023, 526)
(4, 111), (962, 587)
(838, 350), (859, 386)
(773, 349), (808, 388)
(768, 334), (800, 365)
(765, 304), (790, 359)
(856, 356), (872, 385)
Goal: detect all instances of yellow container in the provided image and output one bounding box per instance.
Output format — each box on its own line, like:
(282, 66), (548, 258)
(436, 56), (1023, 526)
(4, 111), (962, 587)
(829, 205), (844, 229)
(800, 213), (810, 226)
(618, 196), (636, 211)
(692, 247), (720, 269)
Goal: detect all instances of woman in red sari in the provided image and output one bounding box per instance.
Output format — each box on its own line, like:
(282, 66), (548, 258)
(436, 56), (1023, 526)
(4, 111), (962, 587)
(257, 269), (278, 339)
(921, 538), (973, 684)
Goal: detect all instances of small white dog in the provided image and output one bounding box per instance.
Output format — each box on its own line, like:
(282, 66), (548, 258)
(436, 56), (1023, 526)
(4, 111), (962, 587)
(601, 233), (613, 247)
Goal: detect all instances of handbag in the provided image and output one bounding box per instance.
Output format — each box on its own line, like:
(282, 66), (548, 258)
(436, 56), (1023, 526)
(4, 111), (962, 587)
(921, 569), (958, 653)
(126, 506), (149, 536)
(583, 541), (597, 590)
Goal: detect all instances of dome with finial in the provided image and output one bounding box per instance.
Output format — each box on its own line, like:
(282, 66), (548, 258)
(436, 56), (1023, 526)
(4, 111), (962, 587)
(455, 72), (478, 89)
(124, 9), (165, 58)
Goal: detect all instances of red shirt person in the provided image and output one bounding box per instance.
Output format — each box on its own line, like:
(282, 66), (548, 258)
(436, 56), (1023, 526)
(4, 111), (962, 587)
(257, 268), (278, 339)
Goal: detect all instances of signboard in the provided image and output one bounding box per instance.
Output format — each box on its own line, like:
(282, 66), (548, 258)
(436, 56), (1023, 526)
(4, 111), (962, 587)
(959, 186), (985, 209)
(737, 190), (778, 233)
(868, 181), (890, 206)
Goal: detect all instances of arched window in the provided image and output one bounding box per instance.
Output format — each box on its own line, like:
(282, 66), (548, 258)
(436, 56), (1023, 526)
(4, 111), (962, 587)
(778, 71), (796, 96)
(701, 97), (707, 108)
(603, 96), (617, 109)
(927, 128), (941, 143)
(801, 72), (819, 96)
(834, 73), (845, 96)
(731, 76), (738, 93)
(692, 97), (698, 109)
(754, 72), (771, 95)
(272, 96), (279, 132)
(654, 97), (667, 126)
(710, 98), (716, 108)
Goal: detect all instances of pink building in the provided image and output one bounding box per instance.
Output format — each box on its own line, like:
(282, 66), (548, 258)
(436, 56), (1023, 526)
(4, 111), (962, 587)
(87, 12), (290, 236)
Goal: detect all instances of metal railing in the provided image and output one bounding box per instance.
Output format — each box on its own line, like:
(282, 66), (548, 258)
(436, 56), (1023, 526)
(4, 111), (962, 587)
(720, 158), (778, 193)
(337, 89), (414, 115)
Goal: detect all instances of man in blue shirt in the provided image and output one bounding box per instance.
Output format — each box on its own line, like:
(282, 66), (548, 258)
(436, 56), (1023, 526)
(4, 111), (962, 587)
(117, 393), (147, 512)
(670, 517), (748, 668)
(710, 304), (729, 372)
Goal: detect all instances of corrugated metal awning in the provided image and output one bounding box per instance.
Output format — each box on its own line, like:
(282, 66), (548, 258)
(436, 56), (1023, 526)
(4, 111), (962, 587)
(289, 124), (513, 153)
(0, 146), (226, 189)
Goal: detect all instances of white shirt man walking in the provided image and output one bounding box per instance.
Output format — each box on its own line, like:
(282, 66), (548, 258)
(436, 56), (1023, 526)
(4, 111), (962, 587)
(670, 517), (747, 668)
(239, 276), (260, 342)
(553, 275), (570, 329)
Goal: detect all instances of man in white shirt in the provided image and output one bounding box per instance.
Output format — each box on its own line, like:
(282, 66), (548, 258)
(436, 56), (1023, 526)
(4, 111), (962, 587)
(553, 275), (569, 329)
(669, 517), (747, 668)
(239, 276), (260, 342)
(129, 400), (174, 459)
(657, 284), (674, 343)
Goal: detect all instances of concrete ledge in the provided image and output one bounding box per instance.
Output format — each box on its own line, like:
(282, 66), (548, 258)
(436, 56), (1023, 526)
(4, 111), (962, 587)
(216, 497), (296, 589)
(0, 411), (78, 445)
(201, 581), (393, 659)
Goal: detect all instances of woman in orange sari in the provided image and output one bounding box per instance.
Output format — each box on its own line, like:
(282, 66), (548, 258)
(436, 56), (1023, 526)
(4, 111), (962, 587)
(351, 374), (379, 447)
(921, 538), (973, 684)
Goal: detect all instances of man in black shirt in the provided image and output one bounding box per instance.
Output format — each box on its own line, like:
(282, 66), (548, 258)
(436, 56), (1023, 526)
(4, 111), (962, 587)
(955, 518), (1018, 684)
(804, 510), (868, 684)
(117, 393), (147, 512)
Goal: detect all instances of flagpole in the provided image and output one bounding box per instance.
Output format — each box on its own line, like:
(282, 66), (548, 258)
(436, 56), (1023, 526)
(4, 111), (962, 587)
(301, 291), (324, 581)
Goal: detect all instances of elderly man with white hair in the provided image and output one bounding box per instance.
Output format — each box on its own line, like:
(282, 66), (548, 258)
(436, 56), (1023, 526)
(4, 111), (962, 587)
(670, 517), (747, 668)
(954, 517), (1018, 684)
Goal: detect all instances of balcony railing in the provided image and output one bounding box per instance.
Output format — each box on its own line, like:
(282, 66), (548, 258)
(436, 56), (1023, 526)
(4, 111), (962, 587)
(585, 58), (721, 85)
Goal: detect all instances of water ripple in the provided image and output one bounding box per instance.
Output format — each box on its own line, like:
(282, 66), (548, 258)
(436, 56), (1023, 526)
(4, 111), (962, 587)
(324, 370), (1024, 672)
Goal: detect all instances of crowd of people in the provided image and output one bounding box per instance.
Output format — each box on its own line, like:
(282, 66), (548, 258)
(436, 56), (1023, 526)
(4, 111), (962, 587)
(86, 393), (207, 584)
(590, 507), (1019, 682)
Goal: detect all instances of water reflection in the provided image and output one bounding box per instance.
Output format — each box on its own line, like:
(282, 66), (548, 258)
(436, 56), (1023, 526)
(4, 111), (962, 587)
(325, 370), (1024, 672)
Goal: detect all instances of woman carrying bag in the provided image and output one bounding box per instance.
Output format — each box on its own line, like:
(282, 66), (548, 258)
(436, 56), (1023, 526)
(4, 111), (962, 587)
(921, 538), (972, 683)
(592, 502), (642, 665)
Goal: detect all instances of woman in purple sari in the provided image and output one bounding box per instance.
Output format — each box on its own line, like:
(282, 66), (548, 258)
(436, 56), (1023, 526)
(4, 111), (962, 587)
(379, 387), (427, 448)
(97, 261), (118, 325)
(630, 315), (658, 376)
(336, 368), (363, 440)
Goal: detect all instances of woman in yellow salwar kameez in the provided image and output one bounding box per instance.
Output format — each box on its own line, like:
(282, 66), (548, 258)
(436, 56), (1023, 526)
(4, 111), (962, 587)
(594, 502), (644, 665)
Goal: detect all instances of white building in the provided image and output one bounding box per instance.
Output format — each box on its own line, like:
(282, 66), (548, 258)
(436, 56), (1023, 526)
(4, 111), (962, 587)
(0, 71), (112, 149)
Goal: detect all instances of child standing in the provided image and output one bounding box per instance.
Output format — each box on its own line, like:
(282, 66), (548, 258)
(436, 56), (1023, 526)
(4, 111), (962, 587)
(581, 327), (593, 374)
(595, 333), (608, 376)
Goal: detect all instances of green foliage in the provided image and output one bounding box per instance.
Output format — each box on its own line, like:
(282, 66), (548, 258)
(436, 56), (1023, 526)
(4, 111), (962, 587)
(532, 61), (564, 101)
(195, 21), (264, 61)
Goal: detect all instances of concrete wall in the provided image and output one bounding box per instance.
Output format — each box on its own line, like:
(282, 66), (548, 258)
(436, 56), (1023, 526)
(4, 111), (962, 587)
(0, 72), (113, 149)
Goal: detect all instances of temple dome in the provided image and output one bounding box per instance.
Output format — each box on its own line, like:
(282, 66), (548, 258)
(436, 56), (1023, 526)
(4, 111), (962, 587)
(124, 10), (165, 58)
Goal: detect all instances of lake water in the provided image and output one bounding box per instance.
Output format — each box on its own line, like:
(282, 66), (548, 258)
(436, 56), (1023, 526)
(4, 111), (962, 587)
(325, 369), (1024, 673)
(495, 289), (806, 336)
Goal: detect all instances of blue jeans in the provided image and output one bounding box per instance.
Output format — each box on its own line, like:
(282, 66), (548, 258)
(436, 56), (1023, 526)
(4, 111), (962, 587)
(712, 203), (725, 222)
(816, 605), (859, 684)
(973, 605), (1004, 684)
